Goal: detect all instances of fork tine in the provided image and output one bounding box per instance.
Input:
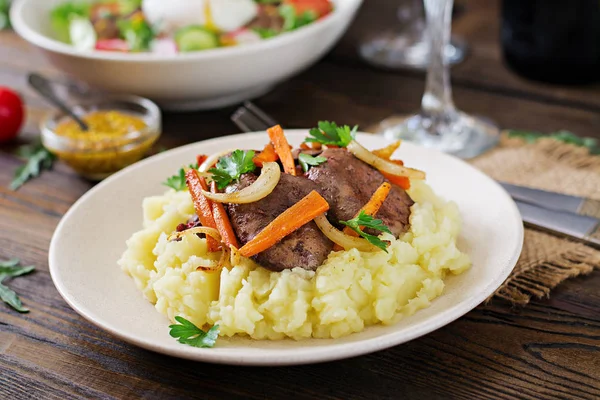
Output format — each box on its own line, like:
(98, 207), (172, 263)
(231, 106), (271, 132)
(243, 101), (279, 127)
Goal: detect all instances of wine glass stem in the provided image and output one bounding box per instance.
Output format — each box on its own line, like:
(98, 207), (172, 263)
(421, 0), (455, 117)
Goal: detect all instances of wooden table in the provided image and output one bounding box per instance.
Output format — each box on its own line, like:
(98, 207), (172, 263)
(1, 1), (599, 399)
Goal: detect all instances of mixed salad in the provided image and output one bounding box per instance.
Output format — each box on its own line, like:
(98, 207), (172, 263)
(50, 0), (333, 54)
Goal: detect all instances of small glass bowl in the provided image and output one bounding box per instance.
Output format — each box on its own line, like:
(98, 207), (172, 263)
(41, 95), (162, 180)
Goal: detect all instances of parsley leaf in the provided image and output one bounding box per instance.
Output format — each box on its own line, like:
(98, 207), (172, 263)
(340, 211), (392, 252)
(298, 153), (327, 172)
(10, 142), (56, 191)
(117, 17), (154, 52)
(0, 258), (35, 313)
(163, 164), (198, 191)
(169, 316), (219, 348)
(305, 121), (357, 147)
(208, 150), (256, 189)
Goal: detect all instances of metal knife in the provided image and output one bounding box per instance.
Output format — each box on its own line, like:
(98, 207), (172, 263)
(515, 200), (600, 248)
(500, 182), (600, 219)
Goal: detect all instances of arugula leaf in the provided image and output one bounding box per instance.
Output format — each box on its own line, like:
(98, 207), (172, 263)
(169, 316), (219, 348)
(163, 163), (198, 191)
(298, 153), (327, 172)
(340, 211), (392, 252)
(0, 258), (35, 313)
(209, 150), (256, 189)
(0, 0), (10, 30)
(10, 143), (56, 191)
(279, 4), (317, 31)
(305, 121), (357, 147)
(50, 2), (90, 43)
(117, 17), (154, 52)
(252, 27), (279, 39)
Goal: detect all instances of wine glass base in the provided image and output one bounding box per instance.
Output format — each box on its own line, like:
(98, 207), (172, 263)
(380, 112), (500, 159)
(360, 32), (468, 70)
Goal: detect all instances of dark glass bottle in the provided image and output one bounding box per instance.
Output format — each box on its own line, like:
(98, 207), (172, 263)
(501, 0), (600, 85)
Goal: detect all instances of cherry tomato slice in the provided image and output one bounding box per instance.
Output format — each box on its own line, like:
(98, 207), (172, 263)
(284, 0), (333, 18)
(0, 87), (24, 143)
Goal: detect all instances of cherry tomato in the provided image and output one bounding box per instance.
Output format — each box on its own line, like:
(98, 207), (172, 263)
(284, 0), (333, 18)
(0, 87), (24, 143)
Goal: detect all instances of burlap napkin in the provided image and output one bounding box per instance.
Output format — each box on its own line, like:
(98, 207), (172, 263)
(472, 133), (600, 305)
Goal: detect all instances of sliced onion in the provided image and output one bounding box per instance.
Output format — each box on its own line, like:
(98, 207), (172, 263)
(167, 227), (222, 243)
(199, 149), (236, 172)
(197, 246), (231, 272)
(314, 215), (380, 252)
(347, 140), (426, 180)
(201, 162), (280, 204)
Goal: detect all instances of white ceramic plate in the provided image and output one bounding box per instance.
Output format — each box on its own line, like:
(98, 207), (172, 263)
(49, 131), (523, 366)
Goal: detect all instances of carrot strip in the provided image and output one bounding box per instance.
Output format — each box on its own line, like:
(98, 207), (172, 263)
(196, 154), (208, 167)
(185, 169), (221, 252)
(267, 125), (296, 176)
(373, 141), (401, 160)
(253, 143), (279, 167)
(210, 181), (240, 249)
(238, 191), (329, 257)
(333, 182), (392, 251)
(299, 142), (310, 150)
(382, 172), (411, 190)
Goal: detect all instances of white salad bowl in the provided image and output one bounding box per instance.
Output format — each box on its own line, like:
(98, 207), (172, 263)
(11, 0), (362, 110)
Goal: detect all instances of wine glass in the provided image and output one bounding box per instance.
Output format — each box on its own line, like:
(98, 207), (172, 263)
(360, 0), (467, 70)
(379, 0), (499, 158)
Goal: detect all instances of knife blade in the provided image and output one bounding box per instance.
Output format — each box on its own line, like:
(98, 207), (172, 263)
(515, 200), (600, 247)
(499, 182), (600, 219)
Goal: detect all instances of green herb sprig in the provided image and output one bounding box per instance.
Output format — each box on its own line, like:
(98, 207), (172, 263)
(162, 163), (198, 191)
(305, 121), (357, 147)
(507, 129), (600, 154)
(209, 150), (256, 189)
(117, 18), (154, 52)
(10, 142), (56, 191)
(0, 258), (35, 313)
(279, 4), (317, 31)
(340, 211), (392, 252)
(169, 316), (219, 348)
(298, 153), (327, 172)
(0, 0), (11, 30)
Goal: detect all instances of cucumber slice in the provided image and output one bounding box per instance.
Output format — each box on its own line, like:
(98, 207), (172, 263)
(175, 26), (219, 52)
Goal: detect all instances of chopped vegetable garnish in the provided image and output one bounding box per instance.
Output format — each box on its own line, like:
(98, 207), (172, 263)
(0, 258), (35, 313)
(162, 163), (198, 191)
(10, 142), (56, 191)
(298, 153), (327, 172)
(209, 150), (257, 189)
(117, 16), (154, 52)
(267, 125), (296, 176)
(50, 2), (90, 43)
(383, 172), (411, 190)
(340, 211), (392, 252)
(210, 181), (240, 249)
(305, 121), (358, 147)
(185, 170), (221, 252)
(279, 4), (318, 31)
(372, 141), (401, 160)
(253, 143), (279, 167)
(239, 190), (329, 257)
(169, 316), (219, 348)
(334, 182), (391, 251)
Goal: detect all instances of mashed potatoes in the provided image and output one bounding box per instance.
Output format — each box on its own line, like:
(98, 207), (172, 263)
(118, 181), (470, 340)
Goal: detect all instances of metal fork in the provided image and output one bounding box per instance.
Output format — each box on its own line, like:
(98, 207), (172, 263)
(231, 101), (280, 133)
